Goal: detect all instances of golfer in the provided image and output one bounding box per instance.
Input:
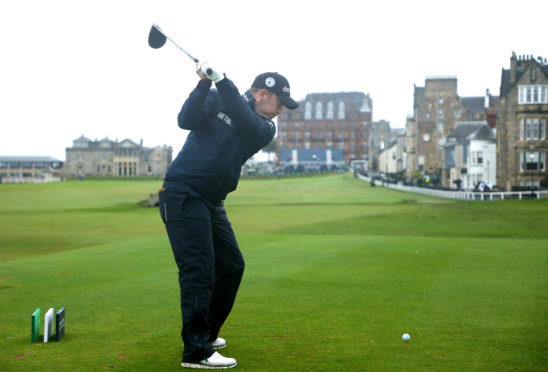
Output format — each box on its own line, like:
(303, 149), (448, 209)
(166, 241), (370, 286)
(159, 63), (298, 369)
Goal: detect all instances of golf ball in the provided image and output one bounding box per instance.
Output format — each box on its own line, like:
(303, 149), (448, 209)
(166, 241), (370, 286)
(402, 333), (410, 341)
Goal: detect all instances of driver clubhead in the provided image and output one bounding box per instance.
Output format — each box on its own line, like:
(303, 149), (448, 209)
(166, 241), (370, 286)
(148, 24), (167, 49)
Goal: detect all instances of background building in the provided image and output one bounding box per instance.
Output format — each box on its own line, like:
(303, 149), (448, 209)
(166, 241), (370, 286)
(444, 122), (497, 190)
(0, 156), (64, 183)
(368, 120), (391, 172)
(276, 92), (373, 164)
(497, 53), (548, 191)
(411, 76), (498, 186)
(65, 136), (172, 178)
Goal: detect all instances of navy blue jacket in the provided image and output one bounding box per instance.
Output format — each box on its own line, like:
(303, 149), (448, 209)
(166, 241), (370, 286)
(163, 78), (276, 204)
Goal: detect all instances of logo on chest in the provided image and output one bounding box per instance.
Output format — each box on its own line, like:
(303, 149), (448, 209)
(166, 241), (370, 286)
(217, 112), (232, 126)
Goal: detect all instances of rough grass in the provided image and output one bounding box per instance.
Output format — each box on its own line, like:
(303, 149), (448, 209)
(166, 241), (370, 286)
(0, 175), (547, 371)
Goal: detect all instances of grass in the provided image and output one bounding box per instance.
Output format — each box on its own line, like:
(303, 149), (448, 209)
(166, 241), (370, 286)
(0, 175), (547, 371)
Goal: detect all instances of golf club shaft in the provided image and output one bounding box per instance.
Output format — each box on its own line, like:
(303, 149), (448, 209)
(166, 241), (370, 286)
(152, 24), (198, 63)
(150, 24), (211, 75)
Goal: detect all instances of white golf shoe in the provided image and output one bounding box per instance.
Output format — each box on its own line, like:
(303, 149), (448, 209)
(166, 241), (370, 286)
(181, 351), (237, 369)
(209, 337), (226, 350)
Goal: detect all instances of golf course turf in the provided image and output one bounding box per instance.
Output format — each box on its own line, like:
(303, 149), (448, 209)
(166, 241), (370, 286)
(1, 174), (547, 371)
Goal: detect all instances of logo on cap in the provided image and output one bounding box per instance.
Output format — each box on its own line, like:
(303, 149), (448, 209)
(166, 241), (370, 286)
(265, 77), (276, 88)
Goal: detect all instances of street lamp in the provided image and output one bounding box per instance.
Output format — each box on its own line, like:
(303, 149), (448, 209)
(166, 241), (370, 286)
(529, 152), (536, 198)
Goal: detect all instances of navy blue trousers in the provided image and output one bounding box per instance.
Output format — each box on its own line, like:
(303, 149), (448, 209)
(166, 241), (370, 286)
(159, 188), (245, 362)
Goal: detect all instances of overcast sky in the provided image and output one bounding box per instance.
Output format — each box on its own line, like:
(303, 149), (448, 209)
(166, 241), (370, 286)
(1, 0), (547, 161)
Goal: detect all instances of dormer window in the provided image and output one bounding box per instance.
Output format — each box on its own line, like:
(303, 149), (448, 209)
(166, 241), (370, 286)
(326, 102), (334, 119)
(304, 102), (312, 120)
(338, 102), (345, 120)
(315, 102), (323, 120)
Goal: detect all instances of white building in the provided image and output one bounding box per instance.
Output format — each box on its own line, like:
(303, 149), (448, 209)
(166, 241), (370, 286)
(379, 143), (399, 175)
(444, 122), (497, 190)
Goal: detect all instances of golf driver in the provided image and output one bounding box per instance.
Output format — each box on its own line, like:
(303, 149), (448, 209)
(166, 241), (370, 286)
(148, 23), (213, 76)
(148, 23), (199, 61)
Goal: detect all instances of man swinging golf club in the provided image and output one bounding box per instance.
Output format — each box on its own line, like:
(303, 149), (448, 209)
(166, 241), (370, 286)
(159, 62), (298, 369)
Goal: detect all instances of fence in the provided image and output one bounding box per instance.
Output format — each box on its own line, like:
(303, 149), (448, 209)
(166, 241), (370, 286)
(357, 174), (548, 200)
(1, 176), (62, 184)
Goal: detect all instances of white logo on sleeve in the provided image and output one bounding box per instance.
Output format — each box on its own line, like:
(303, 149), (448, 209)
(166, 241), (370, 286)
(217, 112), (232, 126)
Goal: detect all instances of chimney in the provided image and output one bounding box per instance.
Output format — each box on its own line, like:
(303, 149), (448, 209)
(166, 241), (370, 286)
(510, 51), (517, 84)
(486, 110), (497, 128)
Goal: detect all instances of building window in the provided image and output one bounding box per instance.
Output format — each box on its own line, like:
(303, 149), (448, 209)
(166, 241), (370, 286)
(326, 102), (334, 119)
(520, 151), (545, 171)
(315, 102), (323, 120)
(304, 102), (312, 120)
(338, 102), (345, 120)
(518, 85), (548, 104)
(520, 118), (547, 140)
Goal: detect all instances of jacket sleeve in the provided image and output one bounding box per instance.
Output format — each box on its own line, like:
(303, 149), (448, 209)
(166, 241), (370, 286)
(214, 78), (276, 149)
(177, 79), (214, 130)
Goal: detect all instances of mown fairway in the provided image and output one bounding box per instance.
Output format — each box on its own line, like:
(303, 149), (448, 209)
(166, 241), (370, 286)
(1, 175), (547, 371)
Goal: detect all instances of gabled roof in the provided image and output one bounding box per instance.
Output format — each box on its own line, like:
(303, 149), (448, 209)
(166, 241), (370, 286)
(446, 123), (484, 139)
(446, 122), (495, 142)
(301, 92), (371, 117)
(469, 124), (496, 141)
(460, 97), (485, 114)
(500, 55), (548, 97)
(116, 139), (139, 148)
(74, 135), (91, 142)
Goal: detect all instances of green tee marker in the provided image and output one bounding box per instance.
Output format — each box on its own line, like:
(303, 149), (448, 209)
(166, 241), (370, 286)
(31, 308), (41, 343)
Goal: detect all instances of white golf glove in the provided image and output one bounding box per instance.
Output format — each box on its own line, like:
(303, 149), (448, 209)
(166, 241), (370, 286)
(198, 62), (224, 83)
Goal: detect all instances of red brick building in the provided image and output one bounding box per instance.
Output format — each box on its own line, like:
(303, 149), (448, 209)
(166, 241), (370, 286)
(276, 92), (373, 164)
